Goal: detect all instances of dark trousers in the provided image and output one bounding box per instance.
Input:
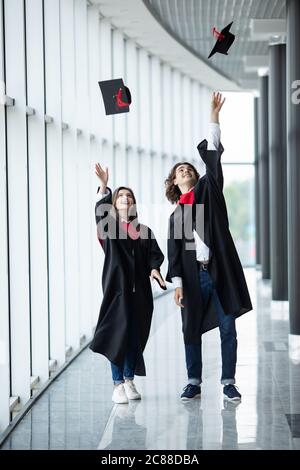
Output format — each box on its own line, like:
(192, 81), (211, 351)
(185, 268), (237, 385)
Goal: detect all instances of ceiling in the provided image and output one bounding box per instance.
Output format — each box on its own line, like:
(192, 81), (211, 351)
(143, 0), (287, 87)
(92, 0), (241, 91)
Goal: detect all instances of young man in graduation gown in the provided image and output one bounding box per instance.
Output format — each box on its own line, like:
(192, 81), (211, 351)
(165, 92), (252, 402)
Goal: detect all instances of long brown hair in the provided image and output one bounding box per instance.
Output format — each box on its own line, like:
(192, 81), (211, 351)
(165, 162), (200, 204)
(111, 186), (138, 222)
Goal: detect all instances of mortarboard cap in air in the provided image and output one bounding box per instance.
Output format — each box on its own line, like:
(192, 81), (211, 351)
(208, 21), (235, 59)
(98, 78), (131, 115)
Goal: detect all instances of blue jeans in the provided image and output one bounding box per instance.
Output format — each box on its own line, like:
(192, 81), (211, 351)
(185, 268), (237, 386)
(110, 312), (138, 385)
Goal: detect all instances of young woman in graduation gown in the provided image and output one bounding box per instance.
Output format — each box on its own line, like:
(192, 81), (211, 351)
(90, 163), (165, 404)
(165, 93), (252, 402)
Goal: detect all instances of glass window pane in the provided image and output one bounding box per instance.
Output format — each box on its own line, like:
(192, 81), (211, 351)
(220, 92), (255, 164)
(223, 164), (255, 266)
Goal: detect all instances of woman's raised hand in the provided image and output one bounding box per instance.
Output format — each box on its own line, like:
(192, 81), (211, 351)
(95, 163), (109, 191)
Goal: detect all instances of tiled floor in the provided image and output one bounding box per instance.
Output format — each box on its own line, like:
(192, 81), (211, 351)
(2, 268), (300, 450)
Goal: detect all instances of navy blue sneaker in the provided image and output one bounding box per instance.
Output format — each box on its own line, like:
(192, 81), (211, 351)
(181, 384), (201, 401)
(223, 384), (241, 401)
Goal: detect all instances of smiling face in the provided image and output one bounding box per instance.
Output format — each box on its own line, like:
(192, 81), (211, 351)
(115, 189), (135, 212)
(173, 163), (198, 188)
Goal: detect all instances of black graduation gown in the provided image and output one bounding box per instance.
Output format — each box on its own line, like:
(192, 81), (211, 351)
(166, 139), (252, 344)
(90, 188), (164, 376)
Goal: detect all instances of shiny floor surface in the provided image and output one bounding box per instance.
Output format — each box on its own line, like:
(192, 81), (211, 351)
(2, 269), (300, 450)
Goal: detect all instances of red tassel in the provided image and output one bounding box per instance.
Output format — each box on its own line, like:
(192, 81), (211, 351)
(116, 88), (129, 108)
(212, 27), (225, 41)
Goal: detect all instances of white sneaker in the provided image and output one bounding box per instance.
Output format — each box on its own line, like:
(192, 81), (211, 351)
(124, 380), (141, 400)
(112, 384), (129, 404)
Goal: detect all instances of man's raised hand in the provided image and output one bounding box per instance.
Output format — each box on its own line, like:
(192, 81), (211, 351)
(211, 92), (225, 123)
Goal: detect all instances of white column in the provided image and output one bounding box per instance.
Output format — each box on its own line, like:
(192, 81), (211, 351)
(151, 57), (166, 243)
(87, 4), (103, 326)
(87, 4), (102, 138)
(162, 63), (172, 159)
(126, 40), (140, 199)
(182, 75), (192, 160)
(199, 85), (211, 139)
(99, 19), (114, 187)
(125, 40), (138, 152)
(60, 0), (80, 352)
(160, 62), (174, 246)
(138, 49), (151, 152)
(25, 0), (49, 385)
(89, 138), (103, 326)
(44, 0), (65, 367)
(150, 56), (162, 155)
(4, 0), (31, 407)
(112, 29), (126, 188)
(138, 49), (151, 208)
(125, 40), (139, 197)
(191, 81), (203, 168)
(75, 0), (93, 341)
(150, 54), (164, 215)
(127, 147), (140, 203)
(0, 0), (10, 432)
(172, 69), (183, 160)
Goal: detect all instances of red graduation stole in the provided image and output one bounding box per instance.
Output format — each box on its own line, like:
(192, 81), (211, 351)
(97, 219), (140, 248)
(120, 220), (140, 240)
(178, 189), (195, 205)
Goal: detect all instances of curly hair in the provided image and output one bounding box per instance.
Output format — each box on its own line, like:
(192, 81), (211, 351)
(165, 162), (200, 204)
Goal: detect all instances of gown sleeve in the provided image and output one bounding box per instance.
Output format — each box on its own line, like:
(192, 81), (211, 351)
(197, 139), (225, 192)
(166, 210), (183, 282)
(95, 187), (113, 245)
(197, 139), (229, 226)
(148, 228), (165, 274)
(193, 123), (221, 202)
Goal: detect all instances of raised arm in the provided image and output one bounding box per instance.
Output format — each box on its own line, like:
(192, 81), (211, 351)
(210, 91), (225, 124)
(94, 163), (113, 247)
(95, 163), (111, 222)
(197, 93), (229, 225)
(95, 163), (109, 198)
(197, 92), (225, 191)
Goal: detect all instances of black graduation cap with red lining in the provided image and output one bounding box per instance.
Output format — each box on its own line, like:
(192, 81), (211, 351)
(98, 78), (131, 115)
(208, 21), (235, 59)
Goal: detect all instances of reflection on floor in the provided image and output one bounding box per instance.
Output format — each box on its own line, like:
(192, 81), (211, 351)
(2, 268), (300, 450)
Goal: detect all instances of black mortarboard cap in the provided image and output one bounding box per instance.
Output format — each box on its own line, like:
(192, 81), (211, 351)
(98, 78), (131, 115)
(208, 21), (235, 59)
